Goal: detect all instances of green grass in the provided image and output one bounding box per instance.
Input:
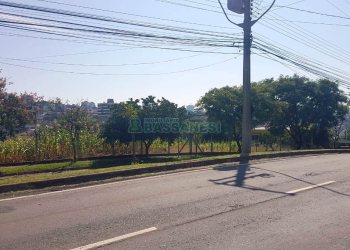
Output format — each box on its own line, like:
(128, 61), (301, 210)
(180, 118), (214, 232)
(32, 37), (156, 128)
(0, 154), (236, 177)
(0, 149), (340, 186)
(0, 154), (238, 186)
(0, 164), (150, 186)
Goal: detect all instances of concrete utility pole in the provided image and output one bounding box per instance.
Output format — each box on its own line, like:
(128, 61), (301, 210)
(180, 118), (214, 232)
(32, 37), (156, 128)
(220, 0), (275, 158)
(241, 0), (252, 158)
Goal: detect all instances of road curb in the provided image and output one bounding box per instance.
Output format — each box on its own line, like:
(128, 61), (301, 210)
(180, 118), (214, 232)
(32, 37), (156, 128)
(0, 149), (349, 193)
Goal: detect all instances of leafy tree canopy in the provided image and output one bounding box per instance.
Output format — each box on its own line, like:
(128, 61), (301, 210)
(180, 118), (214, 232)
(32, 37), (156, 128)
(198, 75), (348, 150)
(0, 76), (31, 141)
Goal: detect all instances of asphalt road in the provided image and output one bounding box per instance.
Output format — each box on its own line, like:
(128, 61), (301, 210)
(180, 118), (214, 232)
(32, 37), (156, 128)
(0, 154), (349, 250)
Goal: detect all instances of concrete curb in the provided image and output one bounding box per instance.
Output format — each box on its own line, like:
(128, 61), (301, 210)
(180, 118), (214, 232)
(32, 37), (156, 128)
(0, 149), (349, 193)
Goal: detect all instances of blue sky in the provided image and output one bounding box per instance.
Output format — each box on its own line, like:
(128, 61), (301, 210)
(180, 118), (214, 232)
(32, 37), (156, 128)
(1, 0), (350, 106)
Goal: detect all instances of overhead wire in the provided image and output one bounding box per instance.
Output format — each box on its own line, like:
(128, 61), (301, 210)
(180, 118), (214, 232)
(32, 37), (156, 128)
(0, 1), (241, 40)
(249, 1), (350, 87)
(0, 1), (247, 74)
(0, 1), (243, 52)
(274, 5), (350, 20)
(0, 56), (239, 76)
(1, 0), (349, 86)
(0, 49), (231, 67)
(253, 40), (350, 88)
(31, 0), (237, 32)
(261, 18), (350, 27)
(253, 33), (350, 77)
(325, 0), (349, 17)
(253, 5), (350, 64)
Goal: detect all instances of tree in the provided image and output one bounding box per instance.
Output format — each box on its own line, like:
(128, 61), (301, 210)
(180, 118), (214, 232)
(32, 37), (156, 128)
(267, 76), (316, 149)
(140, 96), (186, 156)
(251, 79), (277, 126)
(197, 75), (347, 150)
(58, 104), (96, 162)
(101, 99), (140, 154)
(101, 96), (187, 156)
(310, 79), (348, 147)
(0, 76), (29, 141)
(266, 75), (348, 149)
(155, 97), (188, 151)
(197, 84), (274, 153)
(197, 86), (243, 152)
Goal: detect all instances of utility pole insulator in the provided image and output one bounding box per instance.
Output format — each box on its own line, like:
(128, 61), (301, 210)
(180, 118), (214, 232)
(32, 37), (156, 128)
(227, 0), (244, 14)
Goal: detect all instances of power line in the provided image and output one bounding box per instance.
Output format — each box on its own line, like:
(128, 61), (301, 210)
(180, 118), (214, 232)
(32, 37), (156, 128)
(254, 33), (350, 77)
(263, 18), (350, 27)
(34, 0), (237, 31)
(0, 50), (230, 67)
(253, 39), (350, 87)
(255, 8), (350, 64)
(0, 56), (238, 76)
(0, 2), (243, 51)
(326, 0), (350, 18)
(276, 5), (350, 20)
(0, 22), (239, 53)
(258, 20), (350, 65)
(1, 0), (348, 88)
(270, 0), (307, 12)
(155, 0), (224, 14)
(0, 1), (240, 39)
(0, 10), (238, 40)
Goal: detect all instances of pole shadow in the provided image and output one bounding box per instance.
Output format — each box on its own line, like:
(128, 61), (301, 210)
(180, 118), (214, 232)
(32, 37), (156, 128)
(251, 166), (350, 198)
(236, 158), (250, 187)
(210, 158), (294, 196)
(210, 160), (350, 197)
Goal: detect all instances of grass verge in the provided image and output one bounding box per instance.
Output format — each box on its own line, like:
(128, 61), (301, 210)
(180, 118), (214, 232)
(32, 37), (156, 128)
(0, 149), (347, 187)
(0, 155), (221, 177)
(0, 154), (239, 186)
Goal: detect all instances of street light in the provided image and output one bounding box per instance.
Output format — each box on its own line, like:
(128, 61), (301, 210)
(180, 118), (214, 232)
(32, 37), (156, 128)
(227, 0), (244, 14)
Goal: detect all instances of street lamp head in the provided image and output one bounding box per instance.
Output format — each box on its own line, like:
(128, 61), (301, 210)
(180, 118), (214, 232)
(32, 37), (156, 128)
(227, 0), (244, 14)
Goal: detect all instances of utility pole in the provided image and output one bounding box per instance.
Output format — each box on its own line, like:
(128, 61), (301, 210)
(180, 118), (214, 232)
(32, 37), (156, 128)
(241, 0), (252, 158)
(219, 0), (276, 159)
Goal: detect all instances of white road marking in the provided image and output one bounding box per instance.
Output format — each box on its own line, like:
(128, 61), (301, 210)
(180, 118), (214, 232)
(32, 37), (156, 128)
(286, 181), (336, 194)
(0, 166), (217, 202)
(70, 227), (157, 250)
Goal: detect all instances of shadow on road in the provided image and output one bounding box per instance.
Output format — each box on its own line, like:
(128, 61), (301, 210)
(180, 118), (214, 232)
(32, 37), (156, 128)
(252, 166), (350, 197)
(210, 159), (294, 196)
(210, 159), (350, 197)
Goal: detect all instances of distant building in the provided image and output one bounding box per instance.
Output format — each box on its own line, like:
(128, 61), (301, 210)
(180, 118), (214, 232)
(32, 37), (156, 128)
(35, 101), (66, 124)
(186, 105), (195, 112)
(97, 99), (115, 121)
(81, 101), (96, 109)
(188, 108), (207, 122)
(81, 101), (97, 116)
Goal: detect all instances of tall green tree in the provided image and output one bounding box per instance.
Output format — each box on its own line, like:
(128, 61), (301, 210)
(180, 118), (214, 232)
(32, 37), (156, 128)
(267, 75), (348, 149)
(310, 79), (348, 147)
(197, 86), (243, 152)
(102, 97), (186, 156)
(140, 96), (186, 155)
(58, 105), (96, 161)
(266, 76), (316, 148)
(0, 76), (29, 141)
(139, 96), (164, 155)
(101, 99), (140, 154)
(197, 84), (274, 152)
